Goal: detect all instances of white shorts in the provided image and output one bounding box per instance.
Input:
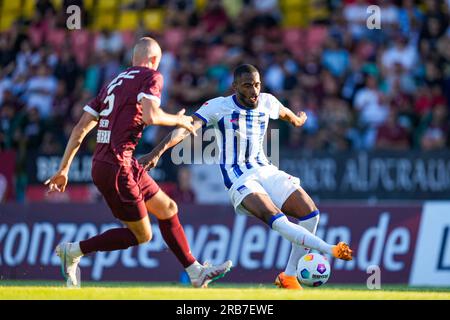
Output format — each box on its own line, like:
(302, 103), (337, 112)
(228, 165), (301, 216)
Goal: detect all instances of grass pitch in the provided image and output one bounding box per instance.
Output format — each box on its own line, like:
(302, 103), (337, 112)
(1, 281), (450, 300)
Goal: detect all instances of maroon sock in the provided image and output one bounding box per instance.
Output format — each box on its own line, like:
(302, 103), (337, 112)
(79, 228), (138, 255)
(158, 214), (196, 268)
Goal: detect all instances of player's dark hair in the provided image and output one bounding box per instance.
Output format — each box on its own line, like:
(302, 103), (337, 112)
(233, 64), (259, 80)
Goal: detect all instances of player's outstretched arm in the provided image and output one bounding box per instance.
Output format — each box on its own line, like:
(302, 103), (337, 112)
(138, 115), (205, 170)
(44, 112), (98, 193)
(279, 105), (307, 127)
(141, 97), (196, 135)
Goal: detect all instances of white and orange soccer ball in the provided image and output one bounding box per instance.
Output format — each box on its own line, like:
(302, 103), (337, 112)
(296, 253), (331, 287)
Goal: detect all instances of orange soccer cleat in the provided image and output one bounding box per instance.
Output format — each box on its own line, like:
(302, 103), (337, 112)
(274, 272), (303, 290)
(332, 242), (353, 260)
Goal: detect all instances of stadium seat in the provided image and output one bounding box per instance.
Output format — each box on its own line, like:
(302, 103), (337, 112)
(207, 45), (227, 65)
(84, 0), (94, 10)
(309, 0), (330, 22)
(163, 28), (185, 54)
(282, 10), (307, 28)
(28, 25), (45, 47)
(118, 10), (139, 31)
(283, 28), (303, 43)
(70, 30), (91, 67)
(282, 28), (309, 59)
(280, 0), (306, 10)
(47, 28), (66, 53)
(92, 11), (116, 31)
(50, 0), (62, 9)
(70, 29), (90, 47)
(142, 9), (164, 31)
(195, 0), (207, 11)
(306, 25), (328, 51)
(23, 0), (36, 18)
(120, 0), (137, 8)
(121, 30), (136, 49)
(222, 0), (242, 18)
(282, 28), (304, 51)
(1, 1), (21, 11)
(96, 0), (118, 11)
(0, 12), (19, 32)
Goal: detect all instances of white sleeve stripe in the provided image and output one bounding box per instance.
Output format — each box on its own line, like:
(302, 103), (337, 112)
(83, 105), (99, 118)
(137, 93), (161, 105)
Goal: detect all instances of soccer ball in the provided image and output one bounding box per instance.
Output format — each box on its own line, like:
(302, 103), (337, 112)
(296, 253), (331, 287)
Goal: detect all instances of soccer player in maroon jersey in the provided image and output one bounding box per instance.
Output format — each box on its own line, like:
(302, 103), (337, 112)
(44, 37), (232, 288)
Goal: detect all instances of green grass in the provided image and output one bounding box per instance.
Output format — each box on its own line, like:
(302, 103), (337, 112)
(1, 281), (450, 300)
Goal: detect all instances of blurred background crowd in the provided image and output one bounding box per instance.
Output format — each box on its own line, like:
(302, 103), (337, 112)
(0, 0), (449, 202)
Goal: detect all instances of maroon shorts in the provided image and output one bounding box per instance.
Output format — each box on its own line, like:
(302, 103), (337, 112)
(92, 160), (160, 222)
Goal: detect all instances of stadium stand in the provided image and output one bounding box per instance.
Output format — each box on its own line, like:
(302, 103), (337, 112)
(0, 0), (449, 202)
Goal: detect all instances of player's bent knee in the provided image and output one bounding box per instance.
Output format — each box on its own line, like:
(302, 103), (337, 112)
(167, 199), (178, 216)
(139, 232), (152, 244)
(135, 228), (153, 244)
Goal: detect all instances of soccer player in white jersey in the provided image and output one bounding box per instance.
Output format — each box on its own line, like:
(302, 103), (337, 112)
(139, 64), (353, 289)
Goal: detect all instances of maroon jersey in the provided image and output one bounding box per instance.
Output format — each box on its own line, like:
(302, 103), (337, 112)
(83, 66), (163, 165)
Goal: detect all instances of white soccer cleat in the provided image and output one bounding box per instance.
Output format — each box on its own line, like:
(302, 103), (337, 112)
(55, 242), (82, 288)
(191, 260), (233, 288)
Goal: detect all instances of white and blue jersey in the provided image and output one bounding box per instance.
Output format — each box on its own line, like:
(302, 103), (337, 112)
(193, 93), (283, 189)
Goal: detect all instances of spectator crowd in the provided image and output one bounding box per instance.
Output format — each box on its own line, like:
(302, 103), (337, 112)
(0, 0), (449, 201)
